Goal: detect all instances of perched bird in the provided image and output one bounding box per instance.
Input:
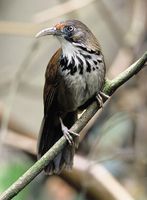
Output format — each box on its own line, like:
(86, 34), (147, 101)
(36, 19), (106, 174)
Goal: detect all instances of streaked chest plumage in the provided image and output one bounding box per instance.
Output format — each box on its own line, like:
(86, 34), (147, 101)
(57, 42), (105, 111)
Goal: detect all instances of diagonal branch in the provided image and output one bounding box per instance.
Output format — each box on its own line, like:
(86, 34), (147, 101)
(0, 51), (147, 200)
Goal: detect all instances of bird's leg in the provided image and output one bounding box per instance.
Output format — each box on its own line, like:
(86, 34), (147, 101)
(96, 91), (110, 108)
(59, 117), (79, 145)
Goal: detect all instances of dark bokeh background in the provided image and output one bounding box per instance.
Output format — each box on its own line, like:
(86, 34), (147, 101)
(0, 0), (147, 200)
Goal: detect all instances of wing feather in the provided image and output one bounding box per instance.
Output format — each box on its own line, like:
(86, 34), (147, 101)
(43, 48), (62, 115)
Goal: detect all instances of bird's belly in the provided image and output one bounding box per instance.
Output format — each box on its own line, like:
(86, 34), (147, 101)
(57, 70), (101, 112)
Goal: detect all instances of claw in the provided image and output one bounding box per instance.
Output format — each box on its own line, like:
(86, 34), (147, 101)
(96, 91), (110, 108)
(68, 130), (79, 136)
(99, 91), (110, 100)
(96, 93), (103, 108)
(59, 118), (79, 146)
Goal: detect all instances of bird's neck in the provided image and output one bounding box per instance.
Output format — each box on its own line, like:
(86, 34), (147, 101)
(61, 40), (79, 60)
(60, 41), (104, 75)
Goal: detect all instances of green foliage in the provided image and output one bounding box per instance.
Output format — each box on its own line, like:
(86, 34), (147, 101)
(0, 161), (32, 200)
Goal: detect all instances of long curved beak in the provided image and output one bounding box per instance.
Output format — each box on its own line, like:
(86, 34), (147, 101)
(35, 27), (58, 38)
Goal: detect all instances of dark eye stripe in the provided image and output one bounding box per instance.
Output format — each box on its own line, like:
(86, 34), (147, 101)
(64, 36), (74, 42)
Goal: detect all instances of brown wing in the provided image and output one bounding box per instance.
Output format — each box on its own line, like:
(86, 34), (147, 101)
(43, 48), (62, 115)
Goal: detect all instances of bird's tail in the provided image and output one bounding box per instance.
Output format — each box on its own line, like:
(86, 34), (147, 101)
(37, 113), (77, 174)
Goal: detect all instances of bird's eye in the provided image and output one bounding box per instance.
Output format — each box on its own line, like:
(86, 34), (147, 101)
(65, 25), (74, 32)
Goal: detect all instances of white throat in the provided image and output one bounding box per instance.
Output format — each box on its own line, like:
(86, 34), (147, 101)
(58, 38), (103, 68)
(60, 40), (79, 58)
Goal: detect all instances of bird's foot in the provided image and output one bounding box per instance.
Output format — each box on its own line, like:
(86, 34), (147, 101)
(96, 93), (103, 108)
(96, 91), (110, 108)
(59, 118), (79, 146)
(99, 91), (110, 100)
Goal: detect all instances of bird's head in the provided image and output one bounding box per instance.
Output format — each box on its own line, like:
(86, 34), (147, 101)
(36, 19), (101, 52)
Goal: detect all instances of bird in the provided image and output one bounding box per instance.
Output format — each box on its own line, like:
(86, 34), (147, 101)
(36, 19), (106, 175)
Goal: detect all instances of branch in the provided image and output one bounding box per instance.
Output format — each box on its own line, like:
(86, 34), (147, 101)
(0, 51), (147, 200)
